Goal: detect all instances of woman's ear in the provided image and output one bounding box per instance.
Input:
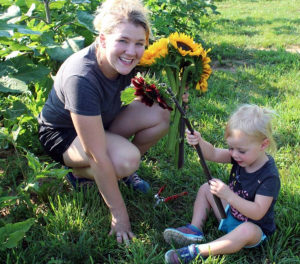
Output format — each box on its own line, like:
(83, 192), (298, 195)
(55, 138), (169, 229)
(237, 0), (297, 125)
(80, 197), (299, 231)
(261, 138), (269, 150)
(99, 34), (106, 48)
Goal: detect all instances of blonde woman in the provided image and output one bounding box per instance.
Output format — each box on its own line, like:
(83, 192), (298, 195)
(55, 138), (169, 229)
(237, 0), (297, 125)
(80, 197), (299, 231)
(38, 0), (188, 244)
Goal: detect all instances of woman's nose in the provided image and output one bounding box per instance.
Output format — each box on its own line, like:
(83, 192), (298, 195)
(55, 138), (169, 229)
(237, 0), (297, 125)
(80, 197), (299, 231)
(125, 44), (136, 56)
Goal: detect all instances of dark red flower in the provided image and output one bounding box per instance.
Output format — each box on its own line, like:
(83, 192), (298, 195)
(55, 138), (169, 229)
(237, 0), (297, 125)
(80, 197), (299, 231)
(131, 76), (173, 111)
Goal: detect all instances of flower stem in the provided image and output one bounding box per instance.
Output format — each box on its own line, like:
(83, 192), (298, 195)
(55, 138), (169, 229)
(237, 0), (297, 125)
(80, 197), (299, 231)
(166, 87), (227, 220)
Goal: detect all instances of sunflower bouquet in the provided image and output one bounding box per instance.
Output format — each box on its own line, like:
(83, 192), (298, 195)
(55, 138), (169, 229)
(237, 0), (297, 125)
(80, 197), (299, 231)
(122, 32), (212, 168)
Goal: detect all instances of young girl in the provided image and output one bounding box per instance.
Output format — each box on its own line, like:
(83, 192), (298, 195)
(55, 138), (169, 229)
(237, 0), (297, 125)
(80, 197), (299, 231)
(38, 0), (188, 244)
(164, 104), (281, 263)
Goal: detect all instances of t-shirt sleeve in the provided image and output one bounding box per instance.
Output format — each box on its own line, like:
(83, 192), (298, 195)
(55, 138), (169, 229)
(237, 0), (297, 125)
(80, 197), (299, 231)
(63, 76), (101, 116)
(256, 175), (280, 198)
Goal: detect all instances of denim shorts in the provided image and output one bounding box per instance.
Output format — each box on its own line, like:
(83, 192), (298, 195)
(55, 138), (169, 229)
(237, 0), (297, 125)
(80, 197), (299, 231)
(38, 124), (77, 166)
(218, 205), (267, 248)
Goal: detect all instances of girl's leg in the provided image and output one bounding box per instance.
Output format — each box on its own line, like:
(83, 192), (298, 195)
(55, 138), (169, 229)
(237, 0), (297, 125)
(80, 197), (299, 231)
(63, 131), (141, 180)
(198, 222), (263, 257)
(108, 100), (170, 155)
(191, 183), (228, 230)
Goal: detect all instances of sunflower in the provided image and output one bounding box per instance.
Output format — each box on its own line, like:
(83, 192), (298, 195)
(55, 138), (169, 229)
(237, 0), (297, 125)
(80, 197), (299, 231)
(139, 38), (169, 66)
(169, 32), (203, 56)
(195, 52), (212, 92)
(131, 76), (173, 111)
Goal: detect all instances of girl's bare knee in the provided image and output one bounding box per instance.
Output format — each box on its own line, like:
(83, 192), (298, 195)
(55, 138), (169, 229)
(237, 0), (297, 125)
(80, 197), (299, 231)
(236, 222), (261, 244)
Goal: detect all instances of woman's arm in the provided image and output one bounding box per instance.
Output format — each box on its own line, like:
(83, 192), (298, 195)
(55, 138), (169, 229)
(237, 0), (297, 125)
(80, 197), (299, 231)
(71, 113), (134, 243)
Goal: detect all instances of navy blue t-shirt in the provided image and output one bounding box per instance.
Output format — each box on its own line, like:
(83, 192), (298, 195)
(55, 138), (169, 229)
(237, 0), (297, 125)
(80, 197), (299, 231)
(228, 155), (280, 236)
(38, 42), (135, 130)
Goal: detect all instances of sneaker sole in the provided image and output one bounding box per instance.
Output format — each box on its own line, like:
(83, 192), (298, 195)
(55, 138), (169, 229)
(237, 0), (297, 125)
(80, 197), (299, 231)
(164, 229), (203, 246)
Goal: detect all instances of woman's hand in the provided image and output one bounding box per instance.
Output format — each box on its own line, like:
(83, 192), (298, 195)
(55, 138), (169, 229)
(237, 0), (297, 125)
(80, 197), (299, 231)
(182, 91), (189, 104)
(185, 128), (201, 146)
(109, 208), (136, 245)
(209, 178), (232, 201)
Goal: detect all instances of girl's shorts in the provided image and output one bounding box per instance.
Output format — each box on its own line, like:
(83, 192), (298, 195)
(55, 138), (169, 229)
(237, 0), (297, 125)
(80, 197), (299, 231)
(38, 124), (77, 166)
(218, 205), (267, 248)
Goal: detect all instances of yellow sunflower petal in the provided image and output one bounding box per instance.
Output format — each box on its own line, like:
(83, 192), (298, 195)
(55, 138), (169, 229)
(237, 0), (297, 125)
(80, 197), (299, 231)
(169, 32), (203, 56)
(139, 38), (169, 66)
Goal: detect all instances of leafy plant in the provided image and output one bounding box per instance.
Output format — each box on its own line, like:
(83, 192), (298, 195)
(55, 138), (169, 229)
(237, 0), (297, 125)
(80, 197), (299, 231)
(0, 218), (35, 250)
(146, 0), (219, 43)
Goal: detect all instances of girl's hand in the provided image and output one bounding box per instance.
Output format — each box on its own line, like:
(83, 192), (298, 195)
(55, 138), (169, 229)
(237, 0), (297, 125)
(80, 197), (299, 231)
(209, 178), (232, 201)
(185, 128), (201, 146)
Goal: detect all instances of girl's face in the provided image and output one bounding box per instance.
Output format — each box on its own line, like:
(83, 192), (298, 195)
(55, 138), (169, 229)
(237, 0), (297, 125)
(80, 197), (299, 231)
(226, 130), (269, 172)
(99, 22), (146, 79)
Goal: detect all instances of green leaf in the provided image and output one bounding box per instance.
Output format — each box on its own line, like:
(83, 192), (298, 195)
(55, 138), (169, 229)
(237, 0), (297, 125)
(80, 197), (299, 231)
(0, 56), (50, 93)
(0, 21), (41, 38)
(76, 10), (96, 33)
(49, 1), (66, 10)
(120, 87), (136, 106)
(3, 230), (25, 249)
(0, 218), (35, 250)
(0, 77), (27, 93)
(46, 36), (85, 62)
(0, 5), (21, 21)
(11, 124), (21, 142)
(0, 0), (14, 7)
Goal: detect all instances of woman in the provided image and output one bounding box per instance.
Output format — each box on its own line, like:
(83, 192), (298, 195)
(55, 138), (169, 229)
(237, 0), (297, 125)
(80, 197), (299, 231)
(38, 0), (188, 244)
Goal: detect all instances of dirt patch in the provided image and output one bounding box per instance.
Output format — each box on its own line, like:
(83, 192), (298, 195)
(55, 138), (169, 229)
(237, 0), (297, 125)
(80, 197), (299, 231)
(0, 149), (15, 159)
(286, 46), (300, 54)
(258, 46), (300, 54)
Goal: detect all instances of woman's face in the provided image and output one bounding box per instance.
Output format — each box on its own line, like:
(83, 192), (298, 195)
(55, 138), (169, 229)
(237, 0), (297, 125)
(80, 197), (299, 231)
(99, 22), (146, 79)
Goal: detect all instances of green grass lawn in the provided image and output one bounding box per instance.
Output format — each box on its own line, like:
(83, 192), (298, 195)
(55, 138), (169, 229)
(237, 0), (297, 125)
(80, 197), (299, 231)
(1, 0), (300, 263)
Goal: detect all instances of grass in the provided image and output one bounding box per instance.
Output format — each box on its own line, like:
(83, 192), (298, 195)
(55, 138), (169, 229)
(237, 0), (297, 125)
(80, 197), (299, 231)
(1, 0), (300, 263)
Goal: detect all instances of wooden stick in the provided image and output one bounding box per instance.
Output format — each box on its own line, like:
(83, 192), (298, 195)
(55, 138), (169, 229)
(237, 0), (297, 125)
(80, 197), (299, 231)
(167, 87), (227, 219)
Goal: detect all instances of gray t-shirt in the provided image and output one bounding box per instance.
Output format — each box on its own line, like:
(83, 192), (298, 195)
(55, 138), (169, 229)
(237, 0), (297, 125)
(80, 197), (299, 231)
(38, 42), (135, 130)
(228, 155), (280, 236)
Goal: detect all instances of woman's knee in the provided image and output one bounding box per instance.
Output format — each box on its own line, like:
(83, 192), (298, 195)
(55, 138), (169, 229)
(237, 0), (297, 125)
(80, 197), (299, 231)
(111, 146), (141, 178)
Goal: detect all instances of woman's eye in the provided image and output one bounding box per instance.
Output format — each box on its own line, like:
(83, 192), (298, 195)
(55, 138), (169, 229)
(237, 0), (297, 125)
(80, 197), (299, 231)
(136, 42), (144, 46)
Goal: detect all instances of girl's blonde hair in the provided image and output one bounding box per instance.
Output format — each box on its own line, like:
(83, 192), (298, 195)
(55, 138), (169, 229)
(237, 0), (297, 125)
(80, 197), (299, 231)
(93, 0), (152, 45)
(225, 104), (277, 154)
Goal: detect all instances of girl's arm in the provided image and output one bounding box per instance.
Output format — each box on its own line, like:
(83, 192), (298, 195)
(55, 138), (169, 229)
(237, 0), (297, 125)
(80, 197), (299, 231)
(71, 113), (133, 238)
(185, 129), (231, 163)
(210, 179), (273, 220)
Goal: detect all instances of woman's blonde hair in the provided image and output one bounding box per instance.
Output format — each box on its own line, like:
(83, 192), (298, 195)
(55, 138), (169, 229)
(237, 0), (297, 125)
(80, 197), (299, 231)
(225, 104), (277, 154)
(93, 0), (152, 45)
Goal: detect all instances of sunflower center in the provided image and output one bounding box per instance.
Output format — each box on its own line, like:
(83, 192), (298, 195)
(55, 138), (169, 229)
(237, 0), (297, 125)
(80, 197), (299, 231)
(177, 42), (193, 51)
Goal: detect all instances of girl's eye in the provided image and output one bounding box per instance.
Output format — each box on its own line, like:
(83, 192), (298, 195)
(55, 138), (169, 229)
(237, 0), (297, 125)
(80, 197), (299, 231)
(119, 40), (126, 43)
(136, 42), (144, 46)
(239, 150), (246, 154)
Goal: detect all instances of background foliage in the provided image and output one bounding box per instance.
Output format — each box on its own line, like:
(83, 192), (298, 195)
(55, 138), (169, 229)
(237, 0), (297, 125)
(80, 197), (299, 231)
(1, 0), (300, 263)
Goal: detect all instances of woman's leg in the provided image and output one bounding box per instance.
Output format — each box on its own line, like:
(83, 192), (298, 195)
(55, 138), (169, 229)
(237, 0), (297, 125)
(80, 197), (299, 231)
(108, 100), (170, 155)
(198, 222), (263, 257)
(63, 131), (141, 180)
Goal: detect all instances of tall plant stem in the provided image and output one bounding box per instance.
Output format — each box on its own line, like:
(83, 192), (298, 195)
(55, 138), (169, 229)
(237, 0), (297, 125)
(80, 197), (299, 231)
(176, 65), (193, 168)
(43, 0), (51, 24)
(166, 87), (227, 219)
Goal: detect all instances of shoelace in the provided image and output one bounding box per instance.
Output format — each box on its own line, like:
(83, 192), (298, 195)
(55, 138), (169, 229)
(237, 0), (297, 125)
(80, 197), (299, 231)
(130, 173), (142, 184)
